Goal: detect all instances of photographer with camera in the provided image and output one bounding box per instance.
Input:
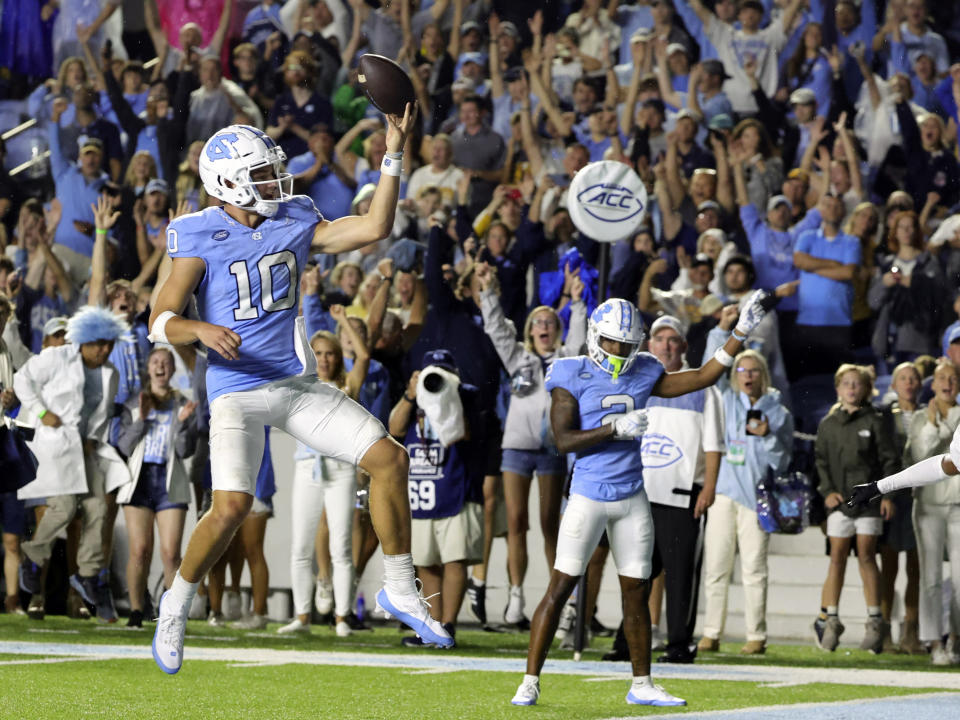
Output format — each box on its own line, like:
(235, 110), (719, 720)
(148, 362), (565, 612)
(388, 350), (488, 648)
(868, 209), (947, 370)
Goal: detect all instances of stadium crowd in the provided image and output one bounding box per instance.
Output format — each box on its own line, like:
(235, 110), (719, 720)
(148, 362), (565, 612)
(1, 0), (960, 666)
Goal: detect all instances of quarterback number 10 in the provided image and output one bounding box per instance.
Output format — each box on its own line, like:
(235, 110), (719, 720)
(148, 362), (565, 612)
(229, 251), (298, 320)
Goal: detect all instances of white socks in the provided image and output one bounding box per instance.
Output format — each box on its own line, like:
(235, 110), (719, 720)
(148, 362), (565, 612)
(505, 585), (525, 622)
(631, 675), (653, 688)
(168, 572), (198, 616)
(523, 674), (539, 685)
(383, 553), (416, 597)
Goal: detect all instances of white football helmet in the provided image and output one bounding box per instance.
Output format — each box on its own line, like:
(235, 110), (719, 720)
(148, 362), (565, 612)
(587, 298), (644, 378)
(198, 125), (294, 217)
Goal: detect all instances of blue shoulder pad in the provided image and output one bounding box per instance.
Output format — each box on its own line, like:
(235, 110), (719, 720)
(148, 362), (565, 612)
(545, 356), (583, 394)
(166, 208), (220, 259)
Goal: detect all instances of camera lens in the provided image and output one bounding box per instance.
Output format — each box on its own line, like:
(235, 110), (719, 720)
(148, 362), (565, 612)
(423, 371), (445, 393)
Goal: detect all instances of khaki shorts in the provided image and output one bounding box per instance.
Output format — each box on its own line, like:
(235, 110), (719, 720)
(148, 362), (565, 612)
(826, 510), (882, 538)
(411, 502), (483, 567)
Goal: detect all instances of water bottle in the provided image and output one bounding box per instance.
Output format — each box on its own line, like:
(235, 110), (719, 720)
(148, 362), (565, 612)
(356, 591), (365, 622)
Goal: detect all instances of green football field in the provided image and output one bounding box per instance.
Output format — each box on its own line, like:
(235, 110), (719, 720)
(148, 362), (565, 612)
(1, 616), (958, 719)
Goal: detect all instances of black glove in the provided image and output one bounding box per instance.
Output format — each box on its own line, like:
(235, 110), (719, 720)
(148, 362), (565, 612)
(846, 481), (881, 509)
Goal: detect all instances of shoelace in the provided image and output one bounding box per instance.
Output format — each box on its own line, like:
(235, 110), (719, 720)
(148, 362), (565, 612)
(157, 613), (184, 649)
(414, 578), (440, 611)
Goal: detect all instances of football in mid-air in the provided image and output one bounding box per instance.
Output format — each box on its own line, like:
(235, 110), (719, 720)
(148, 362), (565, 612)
(357, 54), (416, 116)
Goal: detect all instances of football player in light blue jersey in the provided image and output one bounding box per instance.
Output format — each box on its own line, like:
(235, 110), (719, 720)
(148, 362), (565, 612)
(512, 294), (770, 708)
(135, 103), (454, 676)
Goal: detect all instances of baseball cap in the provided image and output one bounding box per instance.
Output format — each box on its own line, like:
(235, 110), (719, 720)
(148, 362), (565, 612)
(650, 315), (685, 339)
(422, 348), (458, 372)
(707, 113), (734, 130)
(701, 59), (731, 80)
(630, 27), (653, 44)
(499, 21), (520, 38)
(145, 178), (169, 196)
(789, 87), (816, 106)
(787, 167), (810, 183)
(43, 316), (68, 337)
(460, 51), (485, 67)
(79, 137), (104, 154)
(697, 199), (721, 214)
(460, 20), (482, 35)
(503, 66), (525, 83)
(675, 108), (697, 122)
(641, 97), (666, 115)
(699, 294), (724, 316)
(691, 253), (714, 270)
(767, 194), (792, 212)
(452, 77), (475, 91)
(666, 43), (689, 58)
(949, 326), (960, 345)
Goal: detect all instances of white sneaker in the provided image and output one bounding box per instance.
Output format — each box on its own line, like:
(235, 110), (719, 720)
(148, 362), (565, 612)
(152, 592), (186, 675)
(375, 585), (453, 648)
(931, 646), (952, 666)
(231, 613), (268, 630)
(188, 592), (207, 620)
(336, 620), (352, 637)
(626, 683), (686, 706)
(504, 586), (525, 624)
(223, 590), (242, 621)
(207, 611), (225, 628)
(511, 677), (540, 706)
(556, 602), (576, 641)
(277, 618), (310, 635)
(315, 579), (334, 615)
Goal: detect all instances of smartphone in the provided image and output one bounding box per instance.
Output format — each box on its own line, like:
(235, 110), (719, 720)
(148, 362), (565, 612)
(746, 408), (763, 430)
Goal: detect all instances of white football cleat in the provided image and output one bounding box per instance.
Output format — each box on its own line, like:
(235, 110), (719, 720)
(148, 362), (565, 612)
(152, 591), (186, 675)
(277, 618), (310, 635)
(511, 677), (540, 706)
(626, 683), (686, 706)
(375, 585), (453, 648)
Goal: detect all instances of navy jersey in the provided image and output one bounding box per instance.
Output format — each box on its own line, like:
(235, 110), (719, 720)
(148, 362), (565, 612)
(167, 195), (323, 402)
(545, 353), (665, 501)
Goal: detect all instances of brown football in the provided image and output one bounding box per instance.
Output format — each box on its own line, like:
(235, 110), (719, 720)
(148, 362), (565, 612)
(357, 53), (416, 116)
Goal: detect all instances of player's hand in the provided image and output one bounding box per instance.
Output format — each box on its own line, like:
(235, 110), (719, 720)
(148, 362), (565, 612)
(40, 410), (62, 428)
(847, 482), (881, 509)
(385, 102), (418, 154)
(178, 400), (197, 422)
(693, 484), (715, 519)
(734, 290), (768, 338)
(613, 408), (648, 440)
(195, 322), (242, 361)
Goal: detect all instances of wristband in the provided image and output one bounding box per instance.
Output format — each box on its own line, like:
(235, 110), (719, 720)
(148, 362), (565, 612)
(95, 228), (107, 235)
(732, 327), (748, 343)
(381, 154), (402, 177)
(713, 346), (735, 368)
(148, 310), (178, 344)
(403, 393), (416, 403)
(37, 409), (47, 420)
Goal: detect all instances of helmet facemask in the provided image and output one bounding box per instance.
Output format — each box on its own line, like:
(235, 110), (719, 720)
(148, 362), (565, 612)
(238, 154), (294, 217)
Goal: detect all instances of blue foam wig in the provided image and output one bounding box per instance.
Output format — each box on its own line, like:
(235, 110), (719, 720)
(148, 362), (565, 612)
(65, 306), (131, 345)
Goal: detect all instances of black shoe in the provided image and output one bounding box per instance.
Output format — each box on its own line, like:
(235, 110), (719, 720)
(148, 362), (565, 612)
(506, 616), (531, 632)
(601, 648), (630, 662)
(26, 595), (44, 621)
(657, 645), (697, 664)
(401, 623), (456, 649)
(466, 577), (487, 625)
(127, 610), (144, 628)
(19, 557), (42, 595)
(95, 572), (117, 623)
(590, 614), (614, 637)
(342, 611), (372, 631)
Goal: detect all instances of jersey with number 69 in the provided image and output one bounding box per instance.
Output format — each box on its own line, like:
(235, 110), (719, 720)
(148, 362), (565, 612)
(545, 353), (664, 502)
(166, 195), (323, 402)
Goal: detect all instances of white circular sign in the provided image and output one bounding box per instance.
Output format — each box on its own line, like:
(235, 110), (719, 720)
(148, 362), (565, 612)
(567, 161), (648, 243)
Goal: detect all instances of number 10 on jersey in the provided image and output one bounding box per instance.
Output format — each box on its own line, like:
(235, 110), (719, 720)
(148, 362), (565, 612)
(229, 250), (298, 320)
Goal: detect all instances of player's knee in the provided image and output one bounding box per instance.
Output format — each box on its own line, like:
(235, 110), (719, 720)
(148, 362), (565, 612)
(211, 493), (253, 528)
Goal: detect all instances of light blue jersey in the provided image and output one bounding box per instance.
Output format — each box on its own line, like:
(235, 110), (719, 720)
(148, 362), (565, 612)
(545, 354), (664, 502)
(167, 195), (323, 402)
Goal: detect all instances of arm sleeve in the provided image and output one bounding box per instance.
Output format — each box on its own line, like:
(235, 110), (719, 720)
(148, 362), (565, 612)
(877, 453), (950, 493)
(563, 301), (588, 352)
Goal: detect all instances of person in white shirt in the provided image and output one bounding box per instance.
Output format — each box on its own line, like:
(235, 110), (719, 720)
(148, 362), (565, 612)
(406, 134), (464, 207)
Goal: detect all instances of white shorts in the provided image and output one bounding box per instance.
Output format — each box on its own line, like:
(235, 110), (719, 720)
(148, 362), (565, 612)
(209, 376), (386, 495)
(826, 510), (883, 538)
(554, 489), (654, 579)
(411, 503), (484, 567)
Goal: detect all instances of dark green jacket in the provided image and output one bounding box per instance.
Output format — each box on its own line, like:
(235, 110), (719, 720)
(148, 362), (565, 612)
(815, 405), (900, 518)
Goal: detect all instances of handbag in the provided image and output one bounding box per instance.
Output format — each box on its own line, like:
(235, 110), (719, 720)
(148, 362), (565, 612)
(0, 422), (38, 493)
(756, 470), (813, 534)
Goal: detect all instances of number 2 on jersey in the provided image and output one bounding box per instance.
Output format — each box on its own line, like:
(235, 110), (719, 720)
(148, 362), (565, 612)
(600, 394), (635, 425)
(229, 251), (298, 320)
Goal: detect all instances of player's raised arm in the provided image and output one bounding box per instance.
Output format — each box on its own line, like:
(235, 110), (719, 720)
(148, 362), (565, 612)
(848, 453), (960, 508)
(148, 256), (242, 360)
(311, 103), (418, 255)
(653, 291), (770, 398)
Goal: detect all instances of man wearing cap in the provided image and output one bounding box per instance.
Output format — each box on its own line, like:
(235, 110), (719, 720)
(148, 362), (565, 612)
(884, 0), (949, 79)
(690, 0), (805, 114)
(668, 112), (715, 179)
(653, 42), (693, 113)
(13, 231), (75, 354)
(41, 317), (68, 349)
(615, 315), (723, 664)
(791, 193), (861, 378)
(288, 124), (355, 221)
(47, 99), (107, 283)
(687, 59), (735, 126)
(58, 81), (123, 183)
(388, 350), (487, 648)
(490, 62), (537, 144)
(781, 88), (818, 169)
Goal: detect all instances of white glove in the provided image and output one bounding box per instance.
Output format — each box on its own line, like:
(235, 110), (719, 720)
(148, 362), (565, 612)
(734, 290), (769, 338)
(613, 408), (649, 440)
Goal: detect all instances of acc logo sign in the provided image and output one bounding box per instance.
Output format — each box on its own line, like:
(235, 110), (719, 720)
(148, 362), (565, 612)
(640, 432), (684, 469)
(568, 161), (648, 243)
